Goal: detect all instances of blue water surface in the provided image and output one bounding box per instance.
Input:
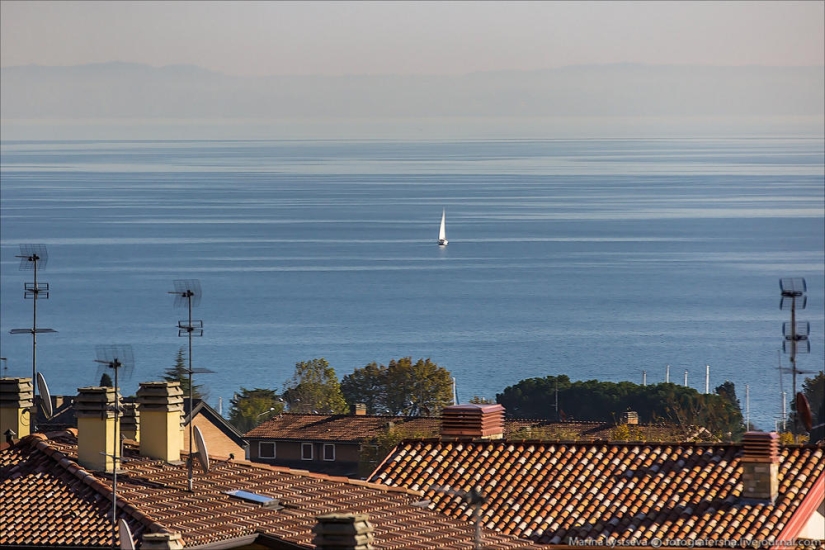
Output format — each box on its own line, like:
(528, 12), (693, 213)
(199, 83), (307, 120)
(1, 136), (823, 431)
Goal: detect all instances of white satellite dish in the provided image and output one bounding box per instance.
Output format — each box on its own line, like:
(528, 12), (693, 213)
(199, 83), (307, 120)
(193, 425), (210, 473)
(118, 518), (136, 550)
(36, 372), (53, 420)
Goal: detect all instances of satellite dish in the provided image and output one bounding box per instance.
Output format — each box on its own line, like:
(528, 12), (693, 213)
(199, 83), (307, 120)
(36, 372), (53, 420)
(796, 392), (813, 432)
(193, 425), (210, 473)
(118, 518), (136, 550)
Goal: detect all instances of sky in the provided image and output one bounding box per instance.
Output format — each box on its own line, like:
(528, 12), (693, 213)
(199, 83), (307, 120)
(1, 1), (823, 77)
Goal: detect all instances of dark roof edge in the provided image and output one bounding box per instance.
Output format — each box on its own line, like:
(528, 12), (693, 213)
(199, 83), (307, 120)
(775, 466), (825, 542)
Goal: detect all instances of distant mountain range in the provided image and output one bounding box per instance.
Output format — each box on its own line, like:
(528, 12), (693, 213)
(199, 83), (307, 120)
(1, 62), (822, 119)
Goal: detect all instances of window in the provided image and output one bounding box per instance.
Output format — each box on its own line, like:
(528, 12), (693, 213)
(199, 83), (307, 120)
(301, 442), (313, 460)
(259, 441), (276, 459)
(323, 443), (335, 461)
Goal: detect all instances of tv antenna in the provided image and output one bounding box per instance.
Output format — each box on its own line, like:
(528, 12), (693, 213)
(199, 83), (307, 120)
(9, 244), (57, 427)
(94, 344), (134, 549)
(168, 279), (212, 492)
(431, 485), (487, 550)
(780, 277), (811, 438)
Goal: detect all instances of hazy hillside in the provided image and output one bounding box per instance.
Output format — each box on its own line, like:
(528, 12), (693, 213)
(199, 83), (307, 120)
(2, 62), (823, 120)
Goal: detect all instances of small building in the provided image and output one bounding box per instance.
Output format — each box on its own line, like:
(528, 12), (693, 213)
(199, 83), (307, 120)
(244, 408), (441, 477)
(183, 397), (248, 460)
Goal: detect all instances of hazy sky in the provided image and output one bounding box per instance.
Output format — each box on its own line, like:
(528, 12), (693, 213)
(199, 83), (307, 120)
(1, 1), (823, 77)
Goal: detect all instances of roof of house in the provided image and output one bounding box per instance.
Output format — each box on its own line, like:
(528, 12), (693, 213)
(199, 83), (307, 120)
(502, 419), (707, 443)
(245, 413), (443, 442)
(0, 429), (536, 549)
(368, 438), (825, 544)
(245, 413), (691, 444)
(184, 397), (247, 447)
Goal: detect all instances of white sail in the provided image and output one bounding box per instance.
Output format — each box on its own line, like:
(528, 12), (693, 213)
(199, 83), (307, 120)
(438, 209), (448, 246)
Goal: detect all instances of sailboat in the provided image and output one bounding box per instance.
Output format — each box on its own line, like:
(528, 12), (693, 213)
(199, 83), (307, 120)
(438, 209), (448, 246)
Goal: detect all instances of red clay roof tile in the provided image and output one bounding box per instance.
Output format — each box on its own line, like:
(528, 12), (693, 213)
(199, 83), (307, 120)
(369, 438), (825, 545)
(2, 431), (537, 548)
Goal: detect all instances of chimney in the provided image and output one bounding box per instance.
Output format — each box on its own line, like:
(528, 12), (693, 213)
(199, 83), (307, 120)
(350, 403), (367, 416)
(75, 386), (119, 472)
(0, 377), (34, 439)
(141, 531), (184, 550)
(740, 431), (780, 503)
(120, 400), (140, 443)
(136, 381), (184, 463)
(441, 404), (505, 441)
(621, 411), (639, 425)
(312, 513), (374, 550)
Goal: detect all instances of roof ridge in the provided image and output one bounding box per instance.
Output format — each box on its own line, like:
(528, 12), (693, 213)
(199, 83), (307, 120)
(226, 453), (424, 496)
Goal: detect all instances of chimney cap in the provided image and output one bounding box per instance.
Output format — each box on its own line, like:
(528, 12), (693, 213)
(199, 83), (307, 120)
(443, 403), (505, 413)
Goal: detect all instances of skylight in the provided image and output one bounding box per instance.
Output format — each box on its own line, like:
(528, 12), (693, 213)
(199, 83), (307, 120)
(225, 489), (280, 507)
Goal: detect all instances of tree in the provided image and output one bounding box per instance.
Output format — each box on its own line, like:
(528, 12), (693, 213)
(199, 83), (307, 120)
(469, 396), (495, 404)
(497, 375), (744, 440)
(341, 357), (454, 416)
(228, 387), (283, 433)
(163, 347), (206, 400)
(339, 362), (386, 414)
(99, 372), (113, 387)
(282, 358), (348, 414)
(385, 357), (454, 416)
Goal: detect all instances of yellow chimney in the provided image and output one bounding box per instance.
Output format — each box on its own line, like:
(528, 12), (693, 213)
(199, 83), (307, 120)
(75, 386), (118, 472)
(0, 377), (34, 439)
(136, 381), (184, 463)
(120, 401), (140, 443)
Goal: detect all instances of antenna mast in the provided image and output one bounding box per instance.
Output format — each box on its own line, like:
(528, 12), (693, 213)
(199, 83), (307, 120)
(9, 244), (57, 427)
(94, 344), (134, 549)
(431, 485), (487, 550)
(780, 278), (810, 439)
(169, 279), (211, 492)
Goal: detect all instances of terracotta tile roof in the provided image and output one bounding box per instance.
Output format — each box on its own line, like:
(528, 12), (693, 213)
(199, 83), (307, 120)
(245, 413), (442, 442)
(369, 439), (825, 544)
(0, 429), (151, 547)
(245, 413), (690, 444)
(1, 430), (537, 549)
(503, 420), (699, 442)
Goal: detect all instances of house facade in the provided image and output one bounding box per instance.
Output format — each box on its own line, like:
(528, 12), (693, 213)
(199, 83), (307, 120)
(244, 409), (441, 477)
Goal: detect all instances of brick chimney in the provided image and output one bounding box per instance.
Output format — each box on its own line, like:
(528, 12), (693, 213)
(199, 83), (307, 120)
(75, 386), (119, 472)
(441, 404), (505, 440)
(312, 513), (374, 550)
(350, 403), (367, 416)
(0, 377), (33, 439)
(136, 381), (184, 463)
(621, 411), (639, 425)
(741, 431), (780, 503)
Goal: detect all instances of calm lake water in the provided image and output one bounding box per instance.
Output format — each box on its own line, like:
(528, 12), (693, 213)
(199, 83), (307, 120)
(1, 133), (823, 431)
